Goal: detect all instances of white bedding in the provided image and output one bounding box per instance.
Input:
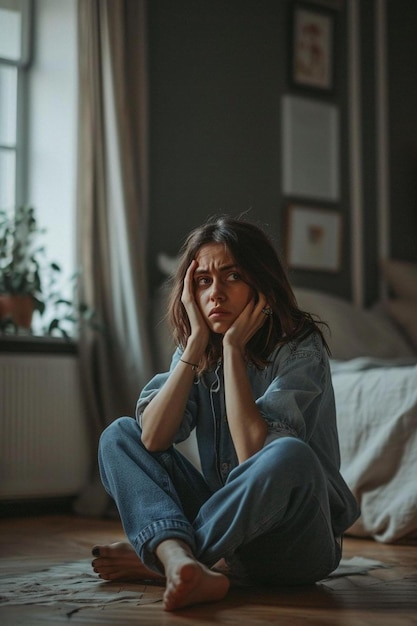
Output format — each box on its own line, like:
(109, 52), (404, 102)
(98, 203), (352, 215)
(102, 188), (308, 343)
(332, 358), (417, 543)
(294, 288), (417, 542)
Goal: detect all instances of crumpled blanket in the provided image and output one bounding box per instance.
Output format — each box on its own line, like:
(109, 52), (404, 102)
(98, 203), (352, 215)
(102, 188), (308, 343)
(331, 358), (417, 542)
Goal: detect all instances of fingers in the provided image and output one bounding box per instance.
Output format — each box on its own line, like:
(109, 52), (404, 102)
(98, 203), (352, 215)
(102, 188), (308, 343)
(181, 260), (197, 305)
(252, 293), (269, 321)
(224, 295), (269, 349)
(181, 261), (210, 350)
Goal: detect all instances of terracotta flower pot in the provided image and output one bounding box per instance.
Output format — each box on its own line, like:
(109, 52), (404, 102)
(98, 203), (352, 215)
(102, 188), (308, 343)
(0, 294), (35, 329)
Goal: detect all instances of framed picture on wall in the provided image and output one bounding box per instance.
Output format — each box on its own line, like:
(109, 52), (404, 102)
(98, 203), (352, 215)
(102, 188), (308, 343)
(286, 204), (342, 272)
(282, 95), (340, 201)
(291, 2), (335, 92)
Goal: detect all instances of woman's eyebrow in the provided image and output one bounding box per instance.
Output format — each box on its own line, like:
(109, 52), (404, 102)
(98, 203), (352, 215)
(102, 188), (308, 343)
(194, 263), (238, 275)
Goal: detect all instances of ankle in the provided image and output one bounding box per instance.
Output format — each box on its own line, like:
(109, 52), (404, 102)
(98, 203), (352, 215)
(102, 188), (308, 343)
(155, 539), (195, 571)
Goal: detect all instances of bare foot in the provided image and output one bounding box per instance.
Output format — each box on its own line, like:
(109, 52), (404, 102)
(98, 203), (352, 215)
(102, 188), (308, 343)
(157, 540), (230, 611)
(91, 541), (165, 583)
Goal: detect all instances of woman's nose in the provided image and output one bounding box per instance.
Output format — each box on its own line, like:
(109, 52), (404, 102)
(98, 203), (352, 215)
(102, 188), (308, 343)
(210, 279), (225, 301)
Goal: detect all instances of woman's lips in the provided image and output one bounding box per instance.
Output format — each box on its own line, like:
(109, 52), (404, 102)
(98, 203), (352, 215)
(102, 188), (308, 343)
(209, 308), (230, 318)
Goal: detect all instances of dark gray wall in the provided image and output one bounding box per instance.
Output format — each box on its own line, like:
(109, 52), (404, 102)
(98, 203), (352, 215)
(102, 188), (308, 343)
(147, 0), (286, 287)
(147, 0), (417, 304)
(387, 0), (417, 263)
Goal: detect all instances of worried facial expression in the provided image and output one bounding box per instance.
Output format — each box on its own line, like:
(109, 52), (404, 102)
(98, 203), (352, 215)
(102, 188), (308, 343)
(193, 243), (254, 334)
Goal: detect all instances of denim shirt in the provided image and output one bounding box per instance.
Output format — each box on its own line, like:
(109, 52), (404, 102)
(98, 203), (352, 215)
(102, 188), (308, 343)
(136, 331), (360, 536)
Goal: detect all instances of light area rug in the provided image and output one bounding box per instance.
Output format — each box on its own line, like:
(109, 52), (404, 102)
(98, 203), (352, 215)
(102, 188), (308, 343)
(0, 556), (390, 614)
(0, 558), (164, 614)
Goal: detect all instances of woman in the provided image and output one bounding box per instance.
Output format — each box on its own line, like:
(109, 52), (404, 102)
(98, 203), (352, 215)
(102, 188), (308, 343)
(92, 215), (359, 611)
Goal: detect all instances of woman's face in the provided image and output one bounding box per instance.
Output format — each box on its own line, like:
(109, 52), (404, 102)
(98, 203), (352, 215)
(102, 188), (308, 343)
(193, 243), (254, 334)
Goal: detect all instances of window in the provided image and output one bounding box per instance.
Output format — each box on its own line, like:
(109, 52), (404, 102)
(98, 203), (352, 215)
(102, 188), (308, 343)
(1, 1), (79, 337)
(0, 0), (31, 213)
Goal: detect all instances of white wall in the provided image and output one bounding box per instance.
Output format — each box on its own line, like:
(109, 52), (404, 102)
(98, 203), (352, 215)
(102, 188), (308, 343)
(27, 0), (78, 286)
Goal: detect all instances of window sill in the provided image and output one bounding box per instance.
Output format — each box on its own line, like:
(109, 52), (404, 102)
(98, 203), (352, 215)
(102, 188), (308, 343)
(0, 335), (78, 354)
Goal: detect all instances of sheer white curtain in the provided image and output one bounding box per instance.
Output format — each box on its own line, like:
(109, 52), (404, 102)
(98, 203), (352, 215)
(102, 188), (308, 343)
(75, 0), (153, 515)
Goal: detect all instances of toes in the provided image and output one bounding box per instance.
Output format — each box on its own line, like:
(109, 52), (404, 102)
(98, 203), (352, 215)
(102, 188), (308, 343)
(91, 544), (115, 558)
(91, 542), (133, 558)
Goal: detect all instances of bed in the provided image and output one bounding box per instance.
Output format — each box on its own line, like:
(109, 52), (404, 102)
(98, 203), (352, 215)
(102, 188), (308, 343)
(153, 257), (417, 544)
(295, 269), (417, 544)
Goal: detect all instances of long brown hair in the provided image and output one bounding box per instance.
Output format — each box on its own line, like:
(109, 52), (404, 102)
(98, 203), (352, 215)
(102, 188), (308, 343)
(168, 215), (328, 372)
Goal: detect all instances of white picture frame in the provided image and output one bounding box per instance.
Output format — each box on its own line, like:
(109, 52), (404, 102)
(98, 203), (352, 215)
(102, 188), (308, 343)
(282, 95), (340, 201)
(286, 204), (342, 272)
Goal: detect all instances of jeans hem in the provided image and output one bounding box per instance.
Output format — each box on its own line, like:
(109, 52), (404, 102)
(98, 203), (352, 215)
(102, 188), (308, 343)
(134, 519), (196, 573)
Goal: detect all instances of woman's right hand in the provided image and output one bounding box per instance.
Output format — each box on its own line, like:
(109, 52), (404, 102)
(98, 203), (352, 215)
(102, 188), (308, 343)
(181, 260), (210, 354)
(142, 259), (208, 451)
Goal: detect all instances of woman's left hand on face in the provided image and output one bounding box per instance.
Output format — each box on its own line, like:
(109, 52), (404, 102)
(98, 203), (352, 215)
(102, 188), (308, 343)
(223, 294), (269, 351)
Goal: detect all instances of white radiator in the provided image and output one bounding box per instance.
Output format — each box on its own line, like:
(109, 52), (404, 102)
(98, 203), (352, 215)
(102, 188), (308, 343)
(0, 352), (91, 499)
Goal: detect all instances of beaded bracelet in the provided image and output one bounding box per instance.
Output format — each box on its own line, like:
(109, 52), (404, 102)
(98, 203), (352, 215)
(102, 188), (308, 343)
(179, 358), (199, 371)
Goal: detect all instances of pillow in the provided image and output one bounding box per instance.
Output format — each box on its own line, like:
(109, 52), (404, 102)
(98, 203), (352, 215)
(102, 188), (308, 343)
(385, 299), (417, 351)
(381, 259), (417, 299)
(294, 288), (416, 360)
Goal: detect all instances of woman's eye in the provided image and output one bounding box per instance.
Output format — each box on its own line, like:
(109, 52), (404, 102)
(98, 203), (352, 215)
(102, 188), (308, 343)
(196, 276), (211, 286)
(228, 272), (241, 281)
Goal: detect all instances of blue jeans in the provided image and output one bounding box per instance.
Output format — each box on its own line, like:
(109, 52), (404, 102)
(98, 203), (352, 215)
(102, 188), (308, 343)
(98, 416), (341, 585)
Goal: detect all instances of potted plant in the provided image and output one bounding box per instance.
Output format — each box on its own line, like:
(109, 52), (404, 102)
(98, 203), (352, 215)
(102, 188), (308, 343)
(0, 205), (101, 338)
(0, 205), (51, 328)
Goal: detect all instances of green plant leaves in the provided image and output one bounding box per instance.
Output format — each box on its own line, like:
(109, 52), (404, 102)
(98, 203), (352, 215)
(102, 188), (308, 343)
(0, 206), (103, 338)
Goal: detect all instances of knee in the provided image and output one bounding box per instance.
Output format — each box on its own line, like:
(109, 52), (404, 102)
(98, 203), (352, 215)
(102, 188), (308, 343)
(99, 416), (142, 456)
(265, 435), (310, 459)
(258, 437), (323, 484)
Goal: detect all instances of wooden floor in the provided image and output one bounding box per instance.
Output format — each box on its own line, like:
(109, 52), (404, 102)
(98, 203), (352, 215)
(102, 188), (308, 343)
(1, 514), (417, 625)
